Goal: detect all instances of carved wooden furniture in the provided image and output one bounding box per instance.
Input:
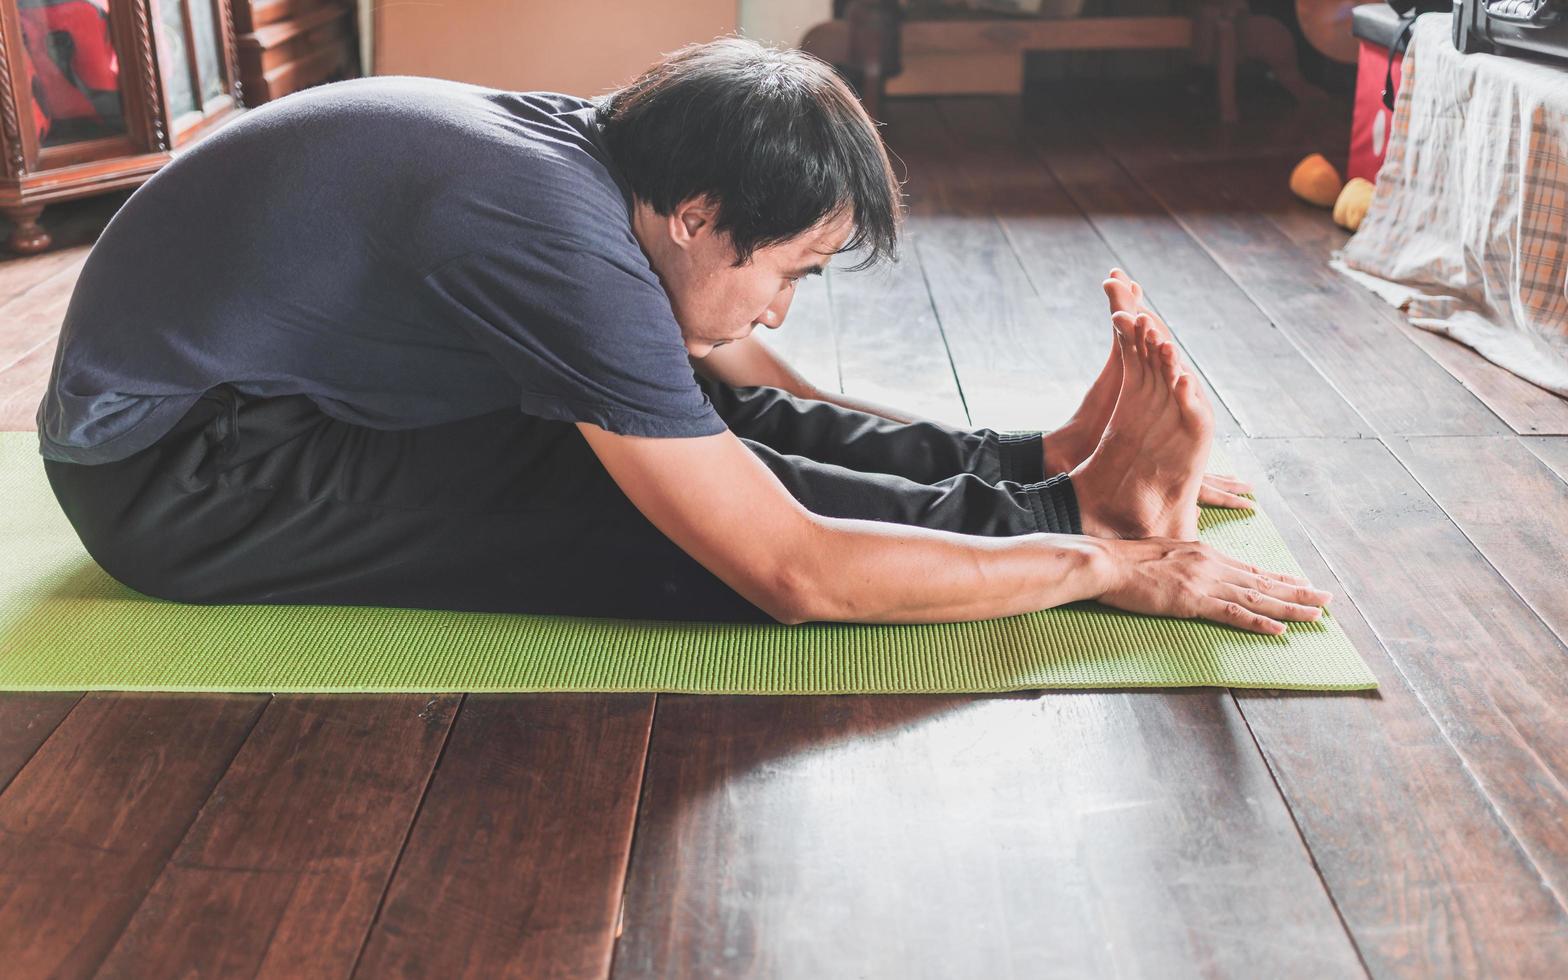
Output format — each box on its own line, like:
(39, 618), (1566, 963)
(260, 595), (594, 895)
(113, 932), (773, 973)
(806, 0), (1314, 124)
(234, 0), (356, 105)
(0, 0), (243, 253)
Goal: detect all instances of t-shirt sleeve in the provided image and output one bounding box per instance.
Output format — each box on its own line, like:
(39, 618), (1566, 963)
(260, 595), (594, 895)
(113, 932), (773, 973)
(422, 236), (728, 438)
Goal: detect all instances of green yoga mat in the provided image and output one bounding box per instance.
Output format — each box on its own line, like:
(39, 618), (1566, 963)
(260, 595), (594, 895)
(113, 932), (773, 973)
(0, 433), (1376, 693)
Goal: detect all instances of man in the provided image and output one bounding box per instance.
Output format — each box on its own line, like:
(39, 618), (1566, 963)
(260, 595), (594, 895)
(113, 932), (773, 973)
(37, 39), (1330, 633)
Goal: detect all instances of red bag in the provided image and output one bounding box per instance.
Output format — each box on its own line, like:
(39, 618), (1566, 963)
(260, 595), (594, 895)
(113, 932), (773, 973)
(1348, 36), (1404, 182)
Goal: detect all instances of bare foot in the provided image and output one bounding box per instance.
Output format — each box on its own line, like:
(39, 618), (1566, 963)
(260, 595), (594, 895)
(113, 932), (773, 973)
(1042, 269), (1176, 474)
(1102, 268), (1172, 343)
(1069, 311), (1212, 540)
(1100, 268), (1255, 511)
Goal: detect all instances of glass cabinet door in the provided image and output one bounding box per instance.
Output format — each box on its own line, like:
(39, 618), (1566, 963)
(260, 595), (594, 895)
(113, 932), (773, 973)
(151, 0), (233, 141)
(16, 0), (129, 149)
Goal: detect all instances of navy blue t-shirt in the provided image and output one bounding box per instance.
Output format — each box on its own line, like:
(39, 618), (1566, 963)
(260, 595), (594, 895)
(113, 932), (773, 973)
(37, 75), (727, 464)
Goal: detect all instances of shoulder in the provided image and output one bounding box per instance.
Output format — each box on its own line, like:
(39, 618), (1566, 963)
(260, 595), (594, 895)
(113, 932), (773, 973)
(372, 86), (636, 269)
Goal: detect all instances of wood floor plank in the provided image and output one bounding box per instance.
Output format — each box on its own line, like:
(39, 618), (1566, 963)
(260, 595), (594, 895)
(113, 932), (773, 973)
(0, 693), (81, 792)
(354, 694), (653, 978)
(0, 257), (85, 374)
(899, 130), (1101, 429)
(0, 191), (124, 290)
(613, 692), (1364, 979)
(1080, 81), (1353, 167)
(0, 693), (266, 978)
(1111, 152), (1510, 438)
(94, 695), (460, 978)
(1524, 436), (1568, 485)
(1022, 113), (1372, 440)
(1222, 436), (1568, 976)
(892, 100), (1243, 440)
(616, 108), (1365, 980)
(0, 336), (52, 430)
(1397, 329), (1568, 435)
(1247, 436), (1568, 922)
(1391, 436), (1568, 647)
(827, 245), (972, 428)
(0, 246), (90, 314)
(1264, 185), (1568, 436)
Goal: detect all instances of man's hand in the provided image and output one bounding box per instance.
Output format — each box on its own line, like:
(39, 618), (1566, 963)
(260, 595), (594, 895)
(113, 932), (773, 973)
(1095, 538), (1332, 635)
(1199, 473), (1255, 510)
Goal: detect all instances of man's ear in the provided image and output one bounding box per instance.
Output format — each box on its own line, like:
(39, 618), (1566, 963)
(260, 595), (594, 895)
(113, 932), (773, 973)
(669, 195), (720, 249)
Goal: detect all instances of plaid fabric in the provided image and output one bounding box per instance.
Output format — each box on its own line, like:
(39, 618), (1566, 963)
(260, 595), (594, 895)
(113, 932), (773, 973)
(1331, 14), (1568, 397)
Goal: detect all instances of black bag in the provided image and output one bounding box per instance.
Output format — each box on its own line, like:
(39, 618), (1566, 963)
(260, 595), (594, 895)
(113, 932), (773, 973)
(1383, 1), (1453, 109)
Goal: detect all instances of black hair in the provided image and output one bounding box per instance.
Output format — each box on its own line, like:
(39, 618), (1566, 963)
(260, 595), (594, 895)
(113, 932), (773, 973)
(597, 36), (902, 271)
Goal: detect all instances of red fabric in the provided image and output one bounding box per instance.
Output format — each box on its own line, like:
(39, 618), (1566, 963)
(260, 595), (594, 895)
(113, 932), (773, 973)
(18, 0), (119, 140)
(1349, 38), (1405, 183)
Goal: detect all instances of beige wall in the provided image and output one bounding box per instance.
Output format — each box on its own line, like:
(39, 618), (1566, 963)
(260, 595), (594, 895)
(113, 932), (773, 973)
(374, 0), (738, 97)
(738, 0), (831, 47)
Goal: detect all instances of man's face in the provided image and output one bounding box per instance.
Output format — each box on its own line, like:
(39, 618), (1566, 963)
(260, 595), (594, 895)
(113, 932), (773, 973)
(634, 199), (854, 358)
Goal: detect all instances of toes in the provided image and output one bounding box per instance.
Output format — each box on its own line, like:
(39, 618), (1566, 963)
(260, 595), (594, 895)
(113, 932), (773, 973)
(1173, 373), (1214, 428)
(1103, 277), (1136, 313)
(1115, 313), (1151, 389)
(1111, 267), (1145, 302)
(1111, 310), (1137, 342)
(1136, 315), (1160, 362)
(1158, 341), (1181, 388)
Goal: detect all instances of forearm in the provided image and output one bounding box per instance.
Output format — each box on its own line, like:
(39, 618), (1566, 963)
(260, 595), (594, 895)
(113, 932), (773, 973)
(691, 335), (927, 425)
(785, 516), (1114, 625)
(795, 384), (924, 425)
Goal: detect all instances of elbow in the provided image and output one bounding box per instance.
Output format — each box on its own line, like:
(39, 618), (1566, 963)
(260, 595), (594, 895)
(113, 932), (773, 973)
(760, 567), (817, 625)
(760, 541), (838, 625)
(744, 515), (838, 625)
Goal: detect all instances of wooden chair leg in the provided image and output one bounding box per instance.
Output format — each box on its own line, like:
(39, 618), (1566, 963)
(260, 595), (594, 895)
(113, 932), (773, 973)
(1238, 12), (1317, 104)
(1214, 8), (1239, 124)
(1190, 6), (1216, 68)
(3, 204), (50, 255)
(847, 0), (897, 122)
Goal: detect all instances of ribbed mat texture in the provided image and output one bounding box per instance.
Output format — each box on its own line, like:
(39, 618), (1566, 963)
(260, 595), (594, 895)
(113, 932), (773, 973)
(0, 434), (1376, 693)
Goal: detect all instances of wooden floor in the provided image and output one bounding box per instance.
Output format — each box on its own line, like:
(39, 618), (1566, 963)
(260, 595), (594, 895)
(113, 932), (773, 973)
(2, 86), (1567, 978)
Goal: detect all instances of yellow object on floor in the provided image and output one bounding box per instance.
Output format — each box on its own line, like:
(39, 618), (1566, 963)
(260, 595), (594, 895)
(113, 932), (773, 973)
(1333, 177), (1375, 232)
(1289, 153), (1344, 208)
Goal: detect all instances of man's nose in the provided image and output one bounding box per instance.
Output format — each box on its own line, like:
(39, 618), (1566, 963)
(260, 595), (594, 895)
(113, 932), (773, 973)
(758, 289), (794, 329)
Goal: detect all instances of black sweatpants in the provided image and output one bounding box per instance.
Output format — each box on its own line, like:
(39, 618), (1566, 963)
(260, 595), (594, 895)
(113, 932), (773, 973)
(43, 378), (1080, 623)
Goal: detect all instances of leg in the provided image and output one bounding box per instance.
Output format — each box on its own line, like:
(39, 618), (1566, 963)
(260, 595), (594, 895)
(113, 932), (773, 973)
(3, 204), (50, 254)
(698, 373), (1047, 486)
(740, 438), (1079, 539)
(45, 388), (773, 622)
(44, 386), (1076, 625)
(1238, 12), (1314, 104)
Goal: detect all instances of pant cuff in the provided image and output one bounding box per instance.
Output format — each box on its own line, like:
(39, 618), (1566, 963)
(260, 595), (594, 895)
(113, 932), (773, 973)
(1022, 472), (1082, 535)
(995, 430), (1046, 485)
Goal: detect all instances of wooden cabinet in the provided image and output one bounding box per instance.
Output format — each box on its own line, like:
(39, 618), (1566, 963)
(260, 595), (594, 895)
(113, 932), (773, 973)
(234, 0), (356, 105)
(0, 0), (244, 253)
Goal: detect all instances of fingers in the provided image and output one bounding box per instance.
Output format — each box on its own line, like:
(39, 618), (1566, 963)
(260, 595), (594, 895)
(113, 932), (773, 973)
(1201, 546), (1334, 606)
(1204, 473), (1254, 494)
(1224, 563), (1334, 607)
(1219, 582), (1323, 624)
(1197, 481), (1255, 510)
(1200, 596), (1287, 635)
